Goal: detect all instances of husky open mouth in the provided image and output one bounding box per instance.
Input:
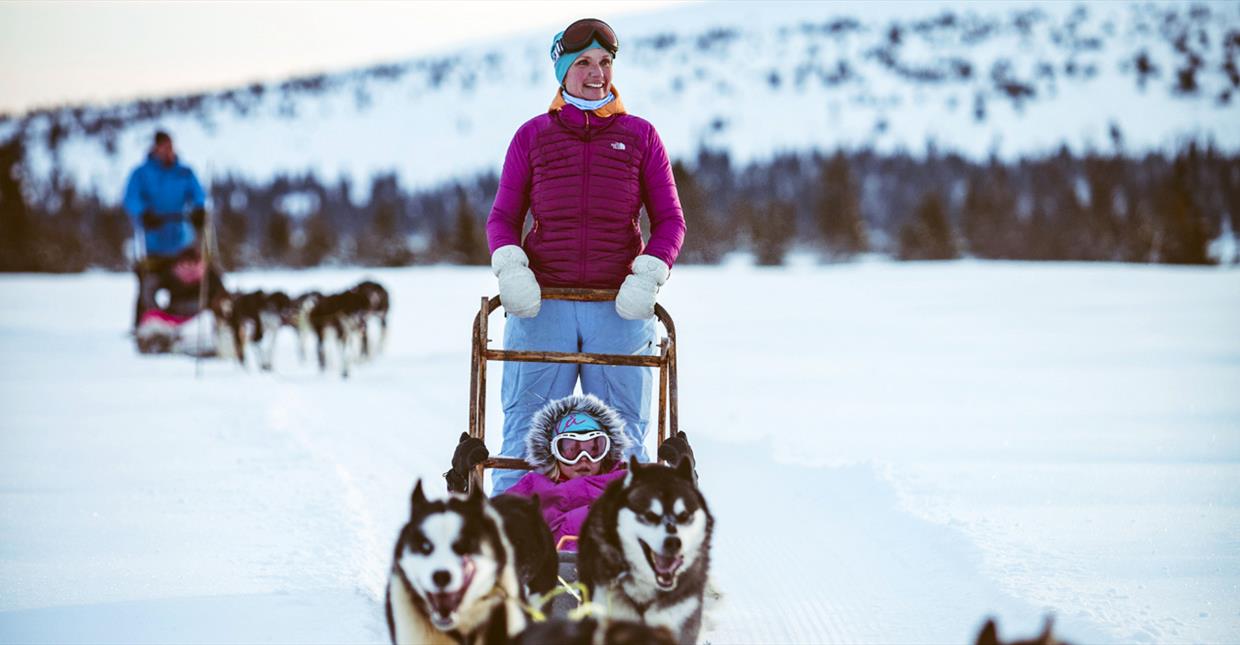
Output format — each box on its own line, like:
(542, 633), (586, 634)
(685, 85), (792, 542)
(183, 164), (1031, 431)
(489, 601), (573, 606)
(425, 557), (475, 627)
(639, 539), (684, 590)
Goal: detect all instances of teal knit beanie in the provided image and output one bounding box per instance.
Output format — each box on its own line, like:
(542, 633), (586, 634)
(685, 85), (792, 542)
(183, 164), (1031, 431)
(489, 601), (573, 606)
(551, 31), (609, 85)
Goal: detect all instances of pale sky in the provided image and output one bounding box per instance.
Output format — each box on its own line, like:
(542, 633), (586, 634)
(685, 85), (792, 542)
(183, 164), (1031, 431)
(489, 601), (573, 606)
(0, 1), (681, 115)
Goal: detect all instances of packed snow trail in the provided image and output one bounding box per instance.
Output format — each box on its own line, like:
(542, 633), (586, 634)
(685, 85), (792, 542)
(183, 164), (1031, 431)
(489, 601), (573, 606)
(2, 262), (1238, 643)
(696, 442), (1114, 643)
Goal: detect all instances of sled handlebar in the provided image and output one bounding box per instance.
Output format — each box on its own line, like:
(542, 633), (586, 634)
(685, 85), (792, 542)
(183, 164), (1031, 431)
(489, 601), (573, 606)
(467, 288), (678, 491)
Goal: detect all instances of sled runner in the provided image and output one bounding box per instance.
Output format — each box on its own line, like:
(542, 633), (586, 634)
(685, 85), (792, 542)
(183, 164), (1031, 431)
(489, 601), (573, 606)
(466, 288), (679, 616)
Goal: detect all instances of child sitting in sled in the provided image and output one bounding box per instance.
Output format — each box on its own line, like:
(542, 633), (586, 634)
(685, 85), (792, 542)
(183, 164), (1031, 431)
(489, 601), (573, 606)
(134, 247), (226, 355)
(445, 393), (695, 551)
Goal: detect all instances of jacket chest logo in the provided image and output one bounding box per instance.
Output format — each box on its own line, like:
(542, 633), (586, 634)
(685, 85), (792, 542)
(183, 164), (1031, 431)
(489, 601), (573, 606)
(610, 142), (626, 151)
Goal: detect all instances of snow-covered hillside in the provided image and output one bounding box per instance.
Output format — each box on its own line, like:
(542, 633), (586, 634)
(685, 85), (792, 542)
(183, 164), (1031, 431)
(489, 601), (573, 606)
(4, 1), (1238, 203)
(1, 262), (1237, 643)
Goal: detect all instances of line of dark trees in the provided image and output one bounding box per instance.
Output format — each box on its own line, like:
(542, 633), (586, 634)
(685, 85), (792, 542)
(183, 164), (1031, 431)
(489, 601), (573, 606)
(1, 136), (1235, 273)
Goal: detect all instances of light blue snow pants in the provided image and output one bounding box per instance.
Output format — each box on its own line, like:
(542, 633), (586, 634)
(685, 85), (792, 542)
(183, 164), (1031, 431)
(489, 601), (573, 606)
(491, 300), (655, 494)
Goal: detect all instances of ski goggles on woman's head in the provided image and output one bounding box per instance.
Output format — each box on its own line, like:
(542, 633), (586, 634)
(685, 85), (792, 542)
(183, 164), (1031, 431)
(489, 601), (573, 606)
(551, 18), (619, 62)
(551, 431), (612, 465)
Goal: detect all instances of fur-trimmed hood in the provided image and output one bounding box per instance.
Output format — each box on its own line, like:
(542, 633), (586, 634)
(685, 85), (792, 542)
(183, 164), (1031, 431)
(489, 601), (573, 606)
(525, 393), (631, 475)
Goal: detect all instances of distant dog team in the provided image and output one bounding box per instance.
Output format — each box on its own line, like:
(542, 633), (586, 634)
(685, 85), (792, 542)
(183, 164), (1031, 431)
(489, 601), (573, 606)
(211, 279), (389, 377)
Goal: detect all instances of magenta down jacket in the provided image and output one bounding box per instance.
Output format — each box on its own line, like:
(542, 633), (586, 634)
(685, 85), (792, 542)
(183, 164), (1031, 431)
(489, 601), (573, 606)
(504, 464), (627, 551)
(486, 103), (687, 289)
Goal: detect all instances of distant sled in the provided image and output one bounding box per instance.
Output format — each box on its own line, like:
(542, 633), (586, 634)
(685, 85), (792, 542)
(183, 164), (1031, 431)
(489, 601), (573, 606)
(134, 250), (225, 357)
(136, 309), (218, 357)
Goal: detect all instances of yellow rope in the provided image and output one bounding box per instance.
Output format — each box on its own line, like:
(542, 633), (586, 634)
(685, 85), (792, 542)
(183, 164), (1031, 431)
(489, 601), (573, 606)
(557, 576), (582, 602)
(520, 579), (605, 623)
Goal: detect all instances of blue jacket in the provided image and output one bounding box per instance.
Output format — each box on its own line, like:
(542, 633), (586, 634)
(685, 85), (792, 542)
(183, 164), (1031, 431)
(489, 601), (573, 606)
(122, 155), (206, 258)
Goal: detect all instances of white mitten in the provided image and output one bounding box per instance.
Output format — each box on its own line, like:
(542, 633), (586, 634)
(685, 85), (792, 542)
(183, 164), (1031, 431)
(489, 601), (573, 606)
(615, 255), (670, 320)
(491, 245), (541, 318)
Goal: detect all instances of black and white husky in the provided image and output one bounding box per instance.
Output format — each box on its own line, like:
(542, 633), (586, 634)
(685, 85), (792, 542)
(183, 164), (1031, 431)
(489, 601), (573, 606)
(308, 289), (366, 378)
(283, 290), (322, 364)
(976, 617), (1071, 645)
(385, 481), (557, 645)
(351, 279), (390, 359)
(578, 458), (714, 644)
(210, 289), (290, 371)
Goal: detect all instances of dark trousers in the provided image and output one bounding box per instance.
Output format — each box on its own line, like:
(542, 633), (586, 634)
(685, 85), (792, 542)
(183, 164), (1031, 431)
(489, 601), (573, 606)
(133, 257), (175, 329)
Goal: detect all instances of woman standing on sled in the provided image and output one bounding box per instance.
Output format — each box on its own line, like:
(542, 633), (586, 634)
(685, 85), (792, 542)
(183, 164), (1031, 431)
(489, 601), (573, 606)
(482, 18), (686, 494)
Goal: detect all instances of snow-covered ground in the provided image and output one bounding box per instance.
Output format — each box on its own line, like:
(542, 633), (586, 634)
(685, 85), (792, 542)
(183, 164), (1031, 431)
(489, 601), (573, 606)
(1, 262), (1238, 643)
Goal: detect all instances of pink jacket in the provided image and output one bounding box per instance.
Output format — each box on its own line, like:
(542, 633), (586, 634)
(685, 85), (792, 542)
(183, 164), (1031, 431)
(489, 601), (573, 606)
(505, 463), (626, 551)
(486, 103), (686, 289)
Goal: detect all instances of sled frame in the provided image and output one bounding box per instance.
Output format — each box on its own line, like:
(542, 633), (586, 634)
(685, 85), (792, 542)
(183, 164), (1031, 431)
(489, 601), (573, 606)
(467, 288), (678, 492)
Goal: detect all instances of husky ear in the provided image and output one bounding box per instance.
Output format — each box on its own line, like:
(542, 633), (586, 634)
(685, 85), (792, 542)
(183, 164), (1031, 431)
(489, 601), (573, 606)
(411, 479), (428, 510)
(675, 455), (695, 483)
(624, 456), (640, 487)
(975, 619), (999, 645)
(1038, 616), (1055, 643)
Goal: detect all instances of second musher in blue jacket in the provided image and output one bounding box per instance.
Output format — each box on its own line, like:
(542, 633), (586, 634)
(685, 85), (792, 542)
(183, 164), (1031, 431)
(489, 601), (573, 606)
(122, 130), (211, 331)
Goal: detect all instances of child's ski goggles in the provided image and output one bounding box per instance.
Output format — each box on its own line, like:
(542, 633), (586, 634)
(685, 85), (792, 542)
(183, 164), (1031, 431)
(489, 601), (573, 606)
(551, 431), (611, 465)
(550, 18), (619, 62)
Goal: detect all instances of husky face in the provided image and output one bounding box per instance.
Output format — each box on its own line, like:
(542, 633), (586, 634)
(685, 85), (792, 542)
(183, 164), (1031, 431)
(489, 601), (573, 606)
(393, 482), (503, 632)
(616, 458), (711, 591)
